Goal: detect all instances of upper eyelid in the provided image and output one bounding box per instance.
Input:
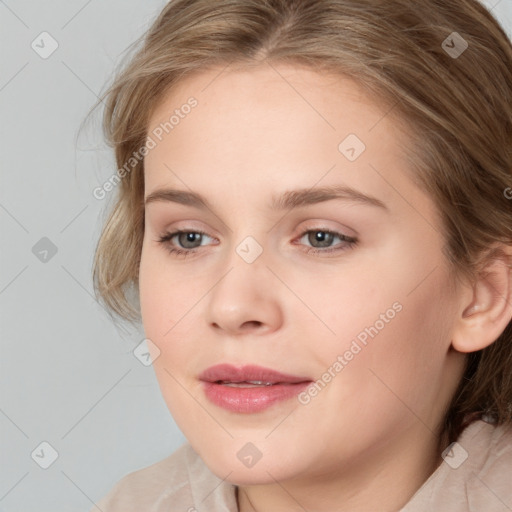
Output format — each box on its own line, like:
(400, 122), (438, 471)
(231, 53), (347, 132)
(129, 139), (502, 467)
(162, 230), (218, 247)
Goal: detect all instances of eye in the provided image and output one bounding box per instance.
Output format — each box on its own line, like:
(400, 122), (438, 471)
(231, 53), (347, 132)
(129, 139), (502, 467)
(157, 229), (215, 257)
(156, 228), (358, 258)
(296, 229), (358, 255)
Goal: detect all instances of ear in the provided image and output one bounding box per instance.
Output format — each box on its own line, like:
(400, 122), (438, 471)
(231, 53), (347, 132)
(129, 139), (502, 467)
(451, 245), (512, 353)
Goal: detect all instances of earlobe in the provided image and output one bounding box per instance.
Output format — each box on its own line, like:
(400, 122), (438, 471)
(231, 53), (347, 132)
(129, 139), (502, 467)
(451, 249), (512, 354)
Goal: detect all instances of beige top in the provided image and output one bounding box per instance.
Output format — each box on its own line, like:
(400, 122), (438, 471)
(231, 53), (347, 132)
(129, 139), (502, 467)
(91, 419), (512, 511)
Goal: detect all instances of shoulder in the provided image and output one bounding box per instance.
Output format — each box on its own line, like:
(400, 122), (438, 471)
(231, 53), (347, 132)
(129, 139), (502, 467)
(466, 420), (512, 511)
(401, 420), (512, 512)
(90, 442), (237, 512)
(91, 443), (193, 511)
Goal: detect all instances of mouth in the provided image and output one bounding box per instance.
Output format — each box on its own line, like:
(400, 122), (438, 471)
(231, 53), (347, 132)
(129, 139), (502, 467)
(199, 363), (311, 384)
(199, 364), (313, 413)
(216, 381), (282, 387)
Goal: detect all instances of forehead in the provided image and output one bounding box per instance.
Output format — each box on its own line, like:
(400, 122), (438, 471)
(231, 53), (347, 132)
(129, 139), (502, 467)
(143, 63), (437, 226)
(147, 63), (391, 139)
(146, 63), (401, 174)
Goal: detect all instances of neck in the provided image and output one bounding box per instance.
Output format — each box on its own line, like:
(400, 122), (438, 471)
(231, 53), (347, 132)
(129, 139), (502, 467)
(237, 423), (445, 512)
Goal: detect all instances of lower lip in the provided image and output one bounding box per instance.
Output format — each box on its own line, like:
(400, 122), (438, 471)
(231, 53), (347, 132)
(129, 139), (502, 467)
(201, 381), (311, 413)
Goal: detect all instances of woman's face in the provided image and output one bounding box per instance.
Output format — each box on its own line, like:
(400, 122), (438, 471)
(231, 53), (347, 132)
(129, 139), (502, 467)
(139, 63), (467, 484)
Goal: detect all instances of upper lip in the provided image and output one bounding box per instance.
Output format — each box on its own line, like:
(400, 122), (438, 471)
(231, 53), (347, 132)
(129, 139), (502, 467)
(199, 364), (312, 384)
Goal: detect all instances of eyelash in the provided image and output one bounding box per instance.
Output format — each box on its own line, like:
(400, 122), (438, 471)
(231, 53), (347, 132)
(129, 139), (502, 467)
(156, 228), (358, 258)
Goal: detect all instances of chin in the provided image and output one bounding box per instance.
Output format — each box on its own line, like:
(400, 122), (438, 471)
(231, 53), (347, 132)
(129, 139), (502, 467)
(195, 441), (303, 485)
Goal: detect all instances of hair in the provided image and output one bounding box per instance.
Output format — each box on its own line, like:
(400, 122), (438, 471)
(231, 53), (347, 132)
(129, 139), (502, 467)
(88, 0), (512, 444)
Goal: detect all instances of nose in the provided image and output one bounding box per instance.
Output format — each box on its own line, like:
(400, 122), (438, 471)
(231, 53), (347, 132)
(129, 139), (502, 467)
(205, 255), (284, 336)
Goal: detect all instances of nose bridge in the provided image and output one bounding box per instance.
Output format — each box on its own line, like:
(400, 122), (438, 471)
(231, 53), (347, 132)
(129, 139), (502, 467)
(205, 236), (283, 334)
(211, 237), (269, 305)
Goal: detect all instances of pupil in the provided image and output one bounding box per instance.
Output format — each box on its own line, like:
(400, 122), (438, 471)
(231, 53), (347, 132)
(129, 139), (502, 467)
(309, 231), (333, 248)
(179, 232), (201, 248)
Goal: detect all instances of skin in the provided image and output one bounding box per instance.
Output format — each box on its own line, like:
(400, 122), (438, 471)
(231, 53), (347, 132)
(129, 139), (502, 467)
(138, 63), (511, 512)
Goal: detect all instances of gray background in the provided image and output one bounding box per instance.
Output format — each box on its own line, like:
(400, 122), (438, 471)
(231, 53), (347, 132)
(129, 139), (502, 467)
(0, 1), (511, 511)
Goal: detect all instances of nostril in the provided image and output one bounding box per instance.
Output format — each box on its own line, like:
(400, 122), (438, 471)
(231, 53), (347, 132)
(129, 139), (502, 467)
(242, 320), (263, 329)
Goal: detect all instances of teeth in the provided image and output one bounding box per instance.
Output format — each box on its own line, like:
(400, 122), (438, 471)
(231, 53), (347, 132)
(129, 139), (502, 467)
(220, 380), (275, 387)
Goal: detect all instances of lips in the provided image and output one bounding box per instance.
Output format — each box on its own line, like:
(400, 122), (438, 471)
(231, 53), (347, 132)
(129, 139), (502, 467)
(199, 364), (311, 385)
(199, 364), (312, 413)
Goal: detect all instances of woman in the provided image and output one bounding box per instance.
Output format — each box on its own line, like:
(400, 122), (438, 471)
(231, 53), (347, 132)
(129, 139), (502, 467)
(90, 0), (512, 510)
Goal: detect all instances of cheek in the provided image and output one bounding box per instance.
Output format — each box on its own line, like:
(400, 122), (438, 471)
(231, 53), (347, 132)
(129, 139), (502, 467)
(309, 254), (455, 414)
(342, 269), (456, 420)
(139, 254), (196, 404)
(139, 253), (205, 428)
(139, 246), (206, 340)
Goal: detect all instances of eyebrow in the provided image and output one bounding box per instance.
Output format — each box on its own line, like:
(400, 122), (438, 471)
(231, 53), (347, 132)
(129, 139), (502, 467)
(144, 185), (389, 212)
